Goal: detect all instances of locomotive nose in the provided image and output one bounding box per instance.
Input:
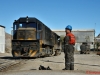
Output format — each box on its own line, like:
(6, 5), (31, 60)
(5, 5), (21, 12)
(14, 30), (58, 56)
(17, 28), (36, 40)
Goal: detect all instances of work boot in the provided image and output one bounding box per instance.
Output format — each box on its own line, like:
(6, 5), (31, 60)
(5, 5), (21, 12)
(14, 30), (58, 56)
(62, 68), (67, 70)
(65, 63), (70, 70)
(70, 63), (74, 70)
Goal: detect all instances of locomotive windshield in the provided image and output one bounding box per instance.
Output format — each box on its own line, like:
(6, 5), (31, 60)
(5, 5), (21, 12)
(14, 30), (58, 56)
(14, 22), (37, 30)
(13, 22), (37, 40)
(20, 23), (36, 28)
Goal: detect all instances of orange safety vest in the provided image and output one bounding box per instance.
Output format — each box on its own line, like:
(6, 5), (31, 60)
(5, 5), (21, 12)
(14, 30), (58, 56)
(66, 33), (75, 45)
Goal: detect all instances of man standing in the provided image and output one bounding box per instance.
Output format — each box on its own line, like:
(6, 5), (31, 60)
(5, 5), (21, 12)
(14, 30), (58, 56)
(63, 25), (75, 70)
(80, 43), (86, 54)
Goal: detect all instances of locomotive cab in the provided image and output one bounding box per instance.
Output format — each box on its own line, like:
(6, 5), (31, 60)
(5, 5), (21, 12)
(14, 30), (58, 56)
(13, 23), (37, 40)
(12, 17), (41, 57)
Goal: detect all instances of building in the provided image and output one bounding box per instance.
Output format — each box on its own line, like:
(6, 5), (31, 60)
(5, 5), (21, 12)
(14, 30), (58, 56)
(53, 29), (95, 51)
(95, 34), (100, 49)
(0, 25), (5, 53)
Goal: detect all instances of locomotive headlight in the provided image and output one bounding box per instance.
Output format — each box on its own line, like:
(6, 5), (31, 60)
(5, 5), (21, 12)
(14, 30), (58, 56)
(26, 20), (28, 23)
(26, 16), (28, 23)
(26, 18), (28, 23)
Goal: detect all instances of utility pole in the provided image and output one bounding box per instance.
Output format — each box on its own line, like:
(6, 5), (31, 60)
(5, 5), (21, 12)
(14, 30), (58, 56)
(94, 23), (96, 51)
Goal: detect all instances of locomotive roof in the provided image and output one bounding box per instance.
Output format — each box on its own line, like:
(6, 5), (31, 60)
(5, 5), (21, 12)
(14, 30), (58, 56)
(52, 31), (60, 37)
(14, 17), (43, 24)
(14, 16), (51, 31)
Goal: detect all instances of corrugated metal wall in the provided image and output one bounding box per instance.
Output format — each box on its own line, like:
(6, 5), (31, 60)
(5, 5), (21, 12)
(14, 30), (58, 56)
(72, 31), (94, 43)
(0, 26), (5, 53)
(53, 29), (95, 51)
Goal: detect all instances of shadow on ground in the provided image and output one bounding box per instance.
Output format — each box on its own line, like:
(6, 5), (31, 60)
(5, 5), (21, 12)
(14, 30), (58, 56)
(41, 60), (64, 63)
(41, 60), (100, 67)
(0, 56), (37, 60)
(75, 63), (100, 67)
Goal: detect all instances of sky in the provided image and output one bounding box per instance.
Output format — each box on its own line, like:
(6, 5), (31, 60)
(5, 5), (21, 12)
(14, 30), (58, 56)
(0, 0), (100, 36)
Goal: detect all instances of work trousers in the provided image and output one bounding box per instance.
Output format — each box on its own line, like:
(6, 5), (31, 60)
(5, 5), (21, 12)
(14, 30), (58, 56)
(64, 45), (74, 70)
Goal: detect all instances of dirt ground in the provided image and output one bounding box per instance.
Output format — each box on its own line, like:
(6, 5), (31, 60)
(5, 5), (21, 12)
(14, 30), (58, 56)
(0, 52), (100, 75)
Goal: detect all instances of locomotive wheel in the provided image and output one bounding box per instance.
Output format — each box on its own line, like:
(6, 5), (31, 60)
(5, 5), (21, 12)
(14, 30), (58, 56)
(80, 51), (83, 54)
(12, 50), (21, 57)
(84, 52), (86, 54)
(51, 48), (54, 56)
(45, 46), (51, 57)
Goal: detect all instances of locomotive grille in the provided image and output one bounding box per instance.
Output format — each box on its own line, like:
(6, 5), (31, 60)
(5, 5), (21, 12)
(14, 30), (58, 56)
(17, 30), (25, 40)
(17, 28), (36, 40)
(26, 30), (36, 40)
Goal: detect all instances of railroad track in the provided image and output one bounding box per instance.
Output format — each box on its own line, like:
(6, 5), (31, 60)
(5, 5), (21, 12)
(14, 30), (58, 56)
(0, 55), (50, 72)
(0, 57), (37, 72)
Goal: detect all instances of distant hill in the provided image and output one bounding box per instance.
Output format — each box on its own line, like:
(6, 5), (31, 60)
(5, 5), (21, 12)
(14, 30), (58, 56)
(5, 32), (11, 53)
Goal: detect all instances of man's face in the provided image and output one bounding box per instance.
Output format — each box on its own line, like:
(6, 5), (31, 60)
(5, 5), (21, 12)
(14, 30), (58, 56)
(65, 29), (70, 33)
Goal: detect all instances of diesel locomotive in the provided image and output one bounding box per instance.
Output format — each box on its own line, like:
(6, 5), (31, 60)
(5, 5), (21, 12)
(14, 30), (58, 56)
(11, 16), (61, 57)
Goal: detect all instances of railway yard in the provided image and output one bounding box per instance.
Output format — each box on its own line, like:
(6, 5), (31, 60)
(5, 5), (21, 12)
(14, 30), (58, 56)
(0, 0), (100, 75)
(0, 17), (99, 75)
(0, 51), (100, 75)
